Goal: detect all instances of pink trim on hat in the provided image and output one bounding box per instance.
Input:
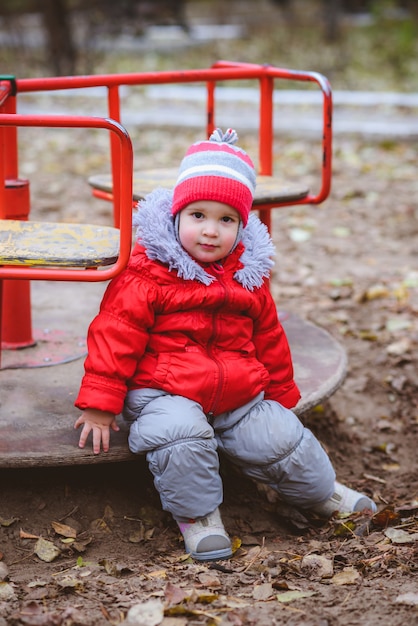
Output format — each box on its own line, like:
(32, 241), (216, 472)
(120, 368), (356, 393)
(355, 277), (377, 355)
(172, 175), (254, 226)
(186, 140), (254, 166)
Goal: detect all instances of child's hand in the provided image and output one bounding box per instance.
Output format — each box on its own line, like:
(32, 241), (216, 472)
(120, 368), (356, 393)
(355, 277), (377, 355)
(74, 408), (120, 454)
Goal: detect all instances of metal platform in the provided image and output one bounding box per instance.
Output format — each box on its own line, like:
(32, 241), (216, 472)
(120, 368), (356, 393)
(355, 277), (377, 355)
(0, 281), (346, 468)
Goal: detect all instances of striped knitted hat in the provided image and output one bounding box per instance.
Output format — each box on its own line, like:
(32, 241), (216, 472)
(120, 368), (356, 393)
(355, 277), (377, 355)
(172, 128), (256, 226)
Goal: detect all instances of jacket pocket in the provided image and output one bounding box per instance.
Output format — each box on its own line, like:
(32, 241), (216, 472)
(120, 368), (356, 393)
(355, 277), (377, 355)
(150, 353), (172, 387)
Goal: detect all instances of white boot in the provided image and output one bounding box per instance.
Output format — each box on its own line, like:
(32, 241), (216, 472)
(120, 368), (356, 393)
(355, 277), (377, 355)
(311, 482), (377, 518)
(177, 508), (232, 561)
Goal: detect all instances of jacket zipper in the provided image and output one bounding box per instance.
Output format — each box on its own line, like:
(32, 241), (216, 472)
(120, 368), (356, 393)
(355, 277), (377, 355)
(206, 263), (228, 417)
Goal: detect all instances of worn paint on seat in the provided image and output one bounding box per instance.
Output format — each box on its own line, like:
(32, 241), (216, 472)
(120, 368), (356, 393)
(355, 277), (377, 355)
(0, 220), (120, 267)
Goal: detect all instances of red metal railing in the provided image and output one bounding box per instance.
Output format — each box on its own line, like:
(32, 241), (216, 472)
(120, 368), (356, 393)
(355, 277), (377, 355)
(0, 113), (133, 281)
(0, 102), (133, 351)
(0, 62), (332, 353)
(14, 63), (332, 226)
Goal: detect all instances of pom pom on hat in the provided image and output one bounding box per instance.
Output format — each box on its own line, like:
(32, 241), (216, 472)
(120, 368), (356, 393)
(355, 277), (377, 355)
(172, 128), (256, 226)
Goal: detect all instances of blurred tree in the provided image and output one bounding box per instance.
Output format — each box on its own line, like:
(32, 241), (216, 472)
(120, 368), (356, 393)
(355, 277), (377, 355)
(39, 0), (76, 75)
(0, 0), (189, 75)
(1, 0), (416, 75)
(323, 0), (344, 41)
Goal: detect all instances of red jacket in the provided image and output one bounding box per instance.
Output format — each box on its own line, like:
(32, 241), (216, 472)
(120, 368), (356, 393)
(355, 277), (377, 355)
(75, 189), (301, 415)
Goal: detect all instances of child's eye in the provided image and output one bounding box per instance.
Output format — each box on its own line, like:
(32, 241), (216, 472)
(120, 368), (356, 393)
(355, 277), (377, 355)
(192, 211), (204, 219)
(221, 216), (235, 223)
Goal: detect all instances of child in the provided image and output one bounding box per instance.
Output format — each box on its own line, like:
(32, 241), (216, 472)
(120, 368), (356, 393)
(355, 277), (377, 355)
(74, 128), (376, 562)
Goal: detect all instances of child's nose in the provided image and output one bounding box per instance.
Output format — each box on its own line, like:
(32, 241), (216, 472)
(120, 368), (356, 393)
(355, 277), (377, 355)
(202, 221), (218, 236)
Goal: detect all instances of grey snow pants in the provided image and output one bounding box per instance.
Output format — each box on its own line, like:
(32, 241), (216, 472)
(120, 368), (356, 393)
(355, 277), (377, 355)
(123, 389), (336, 521)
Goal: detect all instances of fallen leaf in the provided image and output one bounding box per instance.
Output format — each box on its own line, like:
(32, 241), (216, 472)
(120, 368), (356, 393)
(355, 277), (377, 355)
(272, 579), (293, 591)
(359, 284), (389, 301)
(34, 538), (61, 563)
(90, 518), (111, 533)
(333, 226), (351, 237)
(244, 545), (267, 562)
(56, 575), (84, 590)
(358, 329), (378, 341)
(384, 527), (418, 544)
(144, 527), (155, 540)
(300, 554), (334, 579)
(99, 558), (134, 577)
(27, 580), (49, 588)
(78, 568), (94, 578)
(276, 589), (316, 603)
(103, 504), (115, 521)
(165, 582), (188, 605)
(147, 569), (167, 579)
(381, 463), (400, 472)
(392, 284), (410, 304)
(123, 599), (164, 626)
(197, 572), (221, 589)
(403, 272), (418, 288)
(10, 602), (50, 623)
(333, 520), (357, 537)
(0, 562), (9, 582)
(192, 593), (218, 604)
(331, 567), (360, 585)
(51, 521), (77, 538)
(253, 582), (274, 600)
(221, 596), (251, 609)
(374, 441), (396, 454)
(231, 535), (242, 553)
(0, 582), (16, 601)
(395, 592), (418, 606)
(372, 506), (400, 528)
(386, 338), (411, 356)
(289, 227), (312, 242)
(164, 605), (211, 618)
(329, 277), (353, 287)
(71, 539), (90, 553)
(385, 317), (412, 332)
(0, 516), (18, 528)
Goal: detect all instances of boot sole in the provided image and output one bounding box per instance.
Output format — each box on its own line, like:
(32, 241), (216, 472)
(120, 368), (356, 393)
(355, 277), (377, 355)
(188, 546), (233, 562)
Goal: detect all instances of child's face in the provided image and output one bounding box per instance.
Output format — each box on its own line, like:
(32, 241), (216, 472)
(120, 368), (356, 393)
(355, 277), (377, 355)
(178, 200), (241, 263)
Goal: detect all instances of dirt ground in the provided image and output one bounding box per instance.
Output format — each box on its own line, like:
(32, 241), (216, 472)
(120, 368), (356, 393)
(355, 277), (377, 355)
(1, 106), (418, 624)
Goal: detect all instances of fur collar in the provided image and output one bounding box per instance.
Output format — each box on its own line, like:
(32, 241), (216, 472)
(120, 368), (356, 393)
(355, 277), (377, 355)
(133, 187), (275, 291)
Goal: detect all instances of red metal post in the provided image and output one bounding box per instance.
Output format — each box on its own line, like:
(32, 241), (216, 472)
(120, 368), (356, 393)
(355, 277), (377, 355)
(0, 81), (34, 349)
(107, 84), (122, 227)
(258, 71), (274, 231)
(206, 80), (216, 138)
(258, 72), (274, 176)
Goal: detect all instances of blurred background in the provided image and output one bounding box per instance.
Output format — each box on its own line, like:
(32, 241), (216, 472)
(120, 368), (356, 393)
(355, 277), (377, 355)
(1, 0), (418, 92)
